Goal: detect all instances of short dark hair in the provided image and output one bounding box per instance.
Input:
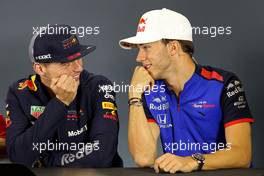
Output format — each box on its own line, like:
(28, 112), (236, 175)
(161, 39), (194, 57)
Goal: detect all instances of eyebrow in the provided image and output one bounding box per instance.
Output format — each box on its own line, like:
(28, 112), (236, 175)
(138, 44), (149, 47)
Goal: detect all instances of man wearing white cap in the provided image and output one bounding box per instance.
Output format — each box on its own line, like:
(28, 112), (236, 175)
(120, 8), (254, 173)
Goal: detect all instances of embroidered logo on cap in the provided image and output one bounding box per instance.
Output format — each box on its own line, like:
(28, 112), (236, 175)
(63, 36), (78, 49)
(35, 54), (52, 61)
(137, 18), (147, 32)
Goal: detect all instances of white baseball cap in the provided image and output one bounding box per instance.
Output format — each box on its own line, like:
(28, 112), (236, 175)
(119, 8), (193, 49)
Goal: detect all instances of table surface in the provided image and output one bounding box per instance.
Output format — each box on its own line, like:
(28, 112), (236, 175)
(31, 167), (264, 176)
(1, 162), (264, 176)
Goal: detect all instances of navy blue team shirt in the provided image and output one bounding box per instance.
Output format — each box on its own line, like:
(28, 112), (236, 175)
(6, 70), (123, 167)
(143, 64), (254, 156)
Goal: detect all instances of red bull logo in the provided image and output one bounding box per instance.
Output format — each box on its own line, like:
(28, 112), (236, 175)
(137, 18), (147, 32)
(103, 111), (118, 121)
(63, 36), (78, 49)
(18, 75), (37, 91)
(139, 18), (147, 24)
(137, 26), (145, 32)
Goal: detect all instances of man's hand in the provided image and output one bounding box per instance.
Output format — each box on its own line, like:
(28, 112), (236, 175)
(129, 66), (154, 99)
(154, 153), (198, 174)
(50, 75), (79, 106)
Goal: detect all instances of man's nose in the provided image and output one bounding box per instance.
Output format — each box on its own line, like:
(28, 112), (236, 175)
(136, 49), (146, 63)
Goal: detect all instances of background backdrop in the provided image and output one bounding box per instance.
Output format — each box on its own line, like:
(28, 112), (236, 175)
(0, 0), (263, 167)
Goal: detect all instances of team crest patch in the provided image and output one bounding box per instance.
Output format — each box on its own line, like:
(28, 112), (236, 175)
(30, 105), (45, 119)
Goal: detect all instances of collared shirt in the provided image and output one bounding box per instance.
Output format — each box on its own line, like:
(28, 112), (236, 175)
(143, 65), (254, 156)
(6, 70), (123, 167)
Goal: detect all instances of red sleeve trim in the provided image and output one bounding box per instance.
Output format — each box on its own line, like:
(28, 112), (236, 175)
(201, 68), (224, 81)
(224, 118), (254, 128)
(147, 119), (156, 123)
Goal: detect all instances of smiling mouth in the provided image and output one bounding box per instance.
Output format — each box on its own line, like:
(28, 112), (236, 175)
(143, 64), (152, 70)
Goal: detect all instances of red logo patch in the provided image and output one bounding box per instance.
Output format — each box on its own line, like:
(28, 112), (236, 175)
(63, 36), (78, 49)
(18, 75), (37, 91)
(137, 18), (147, 32)
(139, 18), (147, 24)
(103, 114), (118, 121)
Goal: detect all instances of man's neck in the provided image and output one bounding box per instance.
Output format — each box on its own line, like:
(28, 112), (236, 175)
(164, 55), (196, 96)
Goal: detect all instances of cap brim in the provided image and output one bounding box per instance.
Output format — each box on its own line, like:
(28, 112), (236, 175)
(63, 45), (96, 62)
(119, 35), (161, 49)
(79, 45), (96, 58)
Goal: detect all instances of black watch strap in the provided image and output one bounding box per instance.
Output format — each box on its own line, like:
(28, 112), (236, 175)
(191, 153), (205, 171)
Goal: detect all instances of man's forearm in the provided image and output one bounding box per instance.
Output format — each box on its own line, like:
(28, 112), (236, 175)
(128, 105), (157, 166)
(202, 146), (251, 170)
(203, 123), (252, 170)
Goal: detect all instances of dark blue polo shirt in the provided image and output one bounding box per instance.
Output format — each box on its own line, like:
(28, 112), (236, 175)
(143, 65), (254, 156)
(6, 70), (123, 167)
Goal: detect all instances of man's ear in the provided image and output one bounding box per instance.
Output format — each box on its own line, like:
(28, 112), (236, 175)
(33, 63), (45, 76)
(167, 40), (181, 57)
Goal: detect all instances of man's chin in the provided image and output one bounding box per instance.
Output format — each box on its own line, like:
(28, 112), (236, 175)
(73, 74), (81, 81)
(74, 77), (80, 81)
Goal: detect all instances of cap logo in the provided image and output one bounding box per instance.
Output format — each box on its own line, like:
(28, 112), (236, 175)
(63, 36), (78, 49)
(35, 54), (52, 61)
(137, 18), (147, 32)
(139, 18), (147, 24)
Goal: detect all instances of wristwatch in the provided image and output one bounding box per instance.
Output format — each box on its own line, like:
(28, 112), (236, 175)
(191, 153), (205, 171)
